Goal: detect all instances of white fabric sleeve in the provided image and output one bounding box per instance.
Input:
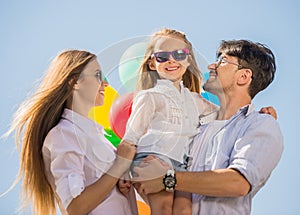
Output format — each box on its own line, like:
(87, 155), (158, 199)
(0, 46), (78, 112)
(46, 128), (86, 209)
(122, 91), (155, 145)
(191, 92), (219, 116)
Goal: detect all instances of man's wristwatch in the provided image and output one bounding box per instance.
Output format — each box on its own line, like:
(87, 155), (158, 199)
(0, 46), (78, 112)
(163, 169), (177, 192)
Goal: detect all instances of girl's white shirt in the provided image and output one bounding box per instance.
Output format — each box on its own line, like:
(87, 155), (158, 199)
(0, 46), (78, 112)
(123, 79), (216, 163)
(42, 108), (136, 215)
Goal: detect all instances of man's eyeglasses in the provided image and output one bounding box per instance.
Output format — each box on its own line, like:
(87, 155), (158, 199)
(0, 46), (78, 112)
(82, 70), (104, 83)
(215, 57), (244, 70)
(151, 48), (190, 63)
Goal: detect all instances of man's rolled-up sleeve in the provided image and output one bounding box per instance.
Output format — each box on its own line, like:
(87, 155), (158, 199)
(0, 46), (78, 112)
(228, 115), (284, 194)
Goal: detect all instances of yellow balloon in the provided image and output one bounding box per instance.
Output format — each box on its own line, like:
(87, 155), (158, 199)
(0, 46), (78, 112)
(88, 85), (119, 128)
(137, 200), (150, 215)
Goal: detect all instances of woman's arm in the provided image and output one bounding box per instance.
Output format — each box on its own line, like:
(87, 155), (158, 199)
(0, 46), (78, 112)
(67, 141), (136, 215)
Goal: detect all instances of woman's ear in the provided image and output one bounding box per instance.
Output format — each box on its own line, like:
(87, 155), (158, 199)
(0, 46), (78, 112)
(68, 78), (79, 90)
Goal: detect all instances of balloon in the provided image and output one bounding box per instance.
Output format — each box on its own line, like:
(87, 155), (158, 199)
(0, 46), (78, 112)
(201, 91), (220, 106)
(109, 92), (134, 138)
(201, 71), (220, 106)
(137, 200), (150, 215)
(104, 128), (121, 147)
(88, 85), (119, 128)
(119, 42), (146, 92)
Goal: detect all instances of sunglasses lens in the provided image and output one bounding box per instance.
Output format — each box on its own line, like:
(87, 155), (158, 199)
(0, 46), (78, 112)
(97, 71), (103, 82)
(154, 52), (170, 63)
(172, 49), (187, 61)
(153, 49), (189, 63)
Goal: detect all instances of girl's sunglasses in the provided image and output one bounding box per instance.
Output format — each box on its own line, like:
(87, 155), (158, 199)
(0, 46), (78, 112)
(151, 48), (190, 63)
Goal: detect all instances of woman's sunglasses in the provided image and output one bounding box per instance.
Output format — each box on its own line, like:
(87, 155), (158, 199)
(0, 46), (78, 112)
(151, 48), (190, 63)
(94, 70), (103, 83)
(81, 70), (104, 83)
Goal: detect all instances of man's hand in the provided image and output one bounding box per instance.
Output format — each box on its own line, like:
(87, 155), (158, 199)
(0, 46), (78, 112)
(259, 106), (277, 119)
(132, 155), (170, 195)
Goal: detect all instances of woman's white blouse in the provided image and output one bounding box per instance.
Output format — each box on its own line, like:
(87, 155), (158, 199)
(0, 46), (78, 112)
(42, 109), (134, 215)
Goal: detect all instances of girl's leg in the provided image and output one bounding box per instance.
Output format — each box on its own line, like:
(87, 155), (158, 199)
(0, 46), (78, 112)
(173, 191), (192, 215)
(148, 190), (174, 215)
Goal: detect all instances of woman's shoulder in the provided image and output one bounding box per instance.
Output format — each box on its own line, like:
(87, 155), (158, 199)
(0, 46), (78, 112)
(43, 119), (85, 153)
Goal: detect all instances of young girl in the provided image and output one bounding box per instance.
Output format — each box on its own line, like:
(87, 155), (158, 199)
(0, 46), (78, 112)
(122, 28), (217, 215)
(6, 50), (137, 215)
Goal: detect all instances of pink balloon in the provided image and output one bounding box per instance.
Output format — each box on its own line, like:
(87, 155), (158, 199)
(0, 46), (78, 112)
(109, 92), (134, 138)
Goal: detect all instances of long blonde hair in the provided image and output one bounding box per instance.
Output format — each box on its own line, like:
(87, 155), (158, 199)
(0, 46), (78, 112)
(136, 28), (202, 93)
(6, 50), (96, 215)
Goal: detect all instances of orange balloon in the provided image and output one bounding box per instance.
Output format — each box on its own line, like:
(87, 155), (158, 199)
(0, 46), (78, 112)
(137, 200), (150, 215)
(89, 85), (119, 128)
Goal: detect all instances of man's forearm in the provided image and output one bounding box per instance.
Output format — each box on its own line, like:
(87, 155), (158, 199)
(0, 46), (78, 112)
(175, 168), (251, 197)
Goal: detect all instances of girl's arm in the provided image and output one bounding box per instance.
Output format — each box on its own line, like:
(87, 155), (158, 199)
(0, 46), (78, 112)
(122, 92), (156, 145)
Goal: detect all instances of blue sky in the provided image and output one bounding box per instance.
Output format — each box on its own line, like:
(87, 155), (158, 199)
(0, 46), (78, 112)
(0, 0), (299, 214)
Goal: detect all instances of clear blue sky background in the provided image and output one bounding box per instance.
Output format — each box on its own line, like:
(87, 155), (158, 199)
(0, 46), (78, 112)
(0, 0), (299, 214)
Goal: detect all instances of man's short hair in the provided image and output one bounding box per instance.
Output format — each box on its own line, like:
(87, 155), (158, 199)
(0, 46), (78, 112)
(217, 40), (276, 98)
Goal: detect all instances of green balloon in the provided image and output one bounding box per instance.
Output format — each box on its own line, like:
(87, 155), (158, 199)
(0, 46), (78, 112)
(104, 128), (121, 147)
(119, 42), (146, 92)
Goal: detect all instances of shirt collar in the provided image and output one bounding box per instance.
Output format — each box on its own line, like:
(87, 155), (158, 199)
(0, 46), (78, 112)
(157, 79), (185, 91)
(157, 79), (183, 85)
(245, 103), (255, 116)
(199, 103), (254, 125)
(199, 111), (218, 125)
(62, 108), (105, 135)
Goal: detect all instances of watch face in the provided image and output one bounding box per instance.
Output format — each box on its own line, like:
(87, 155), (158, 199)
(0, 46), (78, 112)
(163, 170), (176, 192)
(165, 177), (176, 187)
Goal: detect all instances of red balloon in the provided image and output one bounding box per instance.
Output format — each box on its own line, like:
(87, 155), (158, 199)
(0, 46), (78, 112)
(109, 92), (134, 138)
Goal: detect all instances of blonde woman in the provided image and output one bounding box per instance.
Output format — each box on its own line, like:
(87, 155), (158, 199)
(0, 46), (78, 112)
(7, 50), (137, 215)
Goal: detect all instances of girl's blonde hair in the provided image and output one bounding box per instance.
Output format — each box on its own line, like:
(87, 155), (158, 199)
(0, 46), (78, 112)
(6, 50), (96, 215)
(136, 28), (202, 93)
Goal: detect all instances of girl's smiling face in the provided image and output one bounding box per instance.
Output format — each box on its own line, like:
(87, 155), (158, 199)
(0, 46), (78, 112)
(149, 36), (190, 83)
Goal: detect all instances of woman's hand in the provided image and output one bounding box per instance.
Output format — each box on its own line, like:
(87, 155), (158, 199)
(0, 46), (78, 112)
(110, 141), (136, 178)
(116, 141), (136, 161)
(118, 171), (132, 196)
(118, 178), (131, 196)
